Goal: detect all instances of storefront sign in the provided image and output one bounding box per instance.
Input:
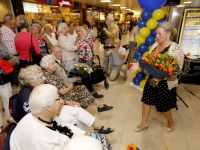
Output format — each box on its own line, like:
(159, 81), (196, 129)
(58, 0), (72, 7)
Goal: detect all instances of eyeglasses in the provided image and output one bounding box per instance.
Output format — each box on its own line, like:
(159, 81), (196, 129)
(55, 97), (63, 103)
(36, 75), (45, 81)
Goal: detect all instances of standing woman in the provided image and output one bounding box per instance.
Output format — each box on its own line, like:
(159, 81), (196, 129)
(67, 21), (77, 45)
(83, 21), (96, 41)
(42, 24), (57, 46)
(75, 26), (95, 67)
(15, 15), (41, 68)
(58, 23), (78, 71)
(131, 21), (184, 132)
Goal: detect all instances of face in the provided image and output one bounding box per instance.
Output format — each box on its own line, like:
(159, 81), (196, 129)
(0, 31), (2, 41)
(105, 17), (111, 26)
(31, 72), (46, 87)
(48, 59), (57, 73)
(32, 26), (39, 35)
(8, 16), (16, 29)
(69, 24), (75, 33)
(61, 25), (69, 35)
(49, 95), (64, 116)
(114, 40), (120, 47)
(82, 24), (87, 30)
(76, 29), (82, 37)
(156, 27), (171, 44)
(53, 47), (62, 60)
(44, 26), (52, 33)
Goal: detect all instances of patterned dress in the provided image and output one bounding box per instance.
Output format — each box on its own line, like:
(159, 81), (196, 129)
(43, 69), (95, 106)
(141, 45), (177, 112)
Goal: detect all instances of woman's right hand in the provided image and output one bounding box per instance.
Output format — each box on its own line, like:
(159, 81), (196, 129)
(129, 63), (139, 74)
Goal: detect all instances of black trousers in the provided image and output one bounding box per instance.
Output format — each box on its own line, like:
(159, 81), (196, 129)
(73, 76), (94, 93)
(19, 59), (34, 68)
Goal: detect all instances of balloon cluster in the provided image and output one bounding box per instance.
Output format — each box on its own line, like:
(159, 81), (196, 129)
(133, 0), (168, 88)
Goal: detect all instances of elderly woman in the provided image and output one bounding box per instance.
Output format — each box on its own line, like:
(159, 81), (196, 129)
(83, 21), (95, 41)
(14, 15), (41, 68)
(40, 55), (113, 112)
(10, 84), (112, 150)
(131, 21), (184, 132)
(42, 24), (58, 46)
(31, 24), (51, 55)
(58, 23), (78, 71)
(17, 65), (114, 133)
(76, 26), (95, 67)
(67, 21), (77, 45)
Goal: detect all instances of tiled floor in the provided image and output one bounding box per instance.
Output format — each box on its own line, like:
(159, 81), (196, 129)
(1, 30), (200, 150)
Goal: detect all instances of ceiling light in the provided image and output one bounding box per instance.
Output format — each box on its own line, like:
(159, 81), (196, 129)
(113, 4), (120, 6)
(184, 1), (192, 3)
(100, 0), (111, 2)
(177, 5), (185, 7)
(125, 8), (131, 10)
(120, 6), (127, 9)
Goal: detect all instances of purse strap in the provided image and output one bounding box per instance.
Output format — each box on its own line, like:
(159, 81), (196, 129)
(55, 60), (70, 77)
(29, 34), (33, 61)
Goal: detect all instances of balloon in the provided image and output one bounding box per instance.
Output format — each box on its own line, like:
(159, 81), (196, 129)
(138, 44), (148, 53)
(133, 77), (141, 85)
(161, 6), (168, 15)
(138, 20), (146, 28)
(141, 10), (152, 21)
(136, 35), (145, 44)
(145, 36), (155, 46)
(152, 9), (165, 20)
(138, 0), (167, 12)
(157, 19), (164, 25)
(137, 43), (141, 48)
(146, 19), (157, 30)
(148, 45), (152, 51)
(150, 29), (157, 37)
(135, 50), (143, 60)
(136, 72), (145, 80)
(140, 79), (147, 88)
(135, 67), (142, 74)
(143, 51), (149, 56)
(145, 75), (149, 80)
(139, 27), (150, 38)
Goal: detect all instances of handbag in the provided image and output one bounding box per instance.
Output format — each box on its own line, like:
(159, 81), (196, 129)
(0, 73), (11, 85)
(0, 58), (14, 74)
(29, 34), (43, 65)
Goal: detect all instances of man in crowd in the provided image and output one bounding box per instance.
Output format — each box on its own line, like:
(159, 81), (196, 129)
(103, 15), (119, 76)
(104, 39), (127, 81)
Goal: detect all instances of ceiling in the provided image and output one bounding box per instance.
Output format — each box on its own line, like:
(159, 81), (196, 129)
(73, 0), (196, 14)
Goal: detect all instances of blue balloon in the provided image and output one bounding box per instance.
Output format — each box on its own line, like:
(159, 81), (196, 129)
(133, 77), (141, 85)
(135, 50), (143, 60)
(157, 19), (164, 25)
(150, 29), (157, 37)
(138, 20), (146, 28)
(145, 36), (155, 46)
(136, 72), (145, 80)
(138, 0), (167, 12)
(138, 44), (148, 53)
(141, 10), (152, 21)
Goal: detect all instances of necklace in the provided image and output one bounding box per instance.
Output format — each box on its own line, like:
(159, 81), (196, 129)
(37, 117), (53, 124)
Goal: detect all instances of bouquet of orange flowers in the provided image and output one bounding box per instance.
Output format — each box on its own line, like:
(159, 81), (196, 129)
(138, 51), (181, 87)
(127, 143), (140, 150)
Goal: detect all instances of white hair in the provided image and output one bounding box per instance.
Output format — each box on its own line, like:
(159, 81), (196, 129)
(106, 15), (114, 21)
(29, 84), (58, 114)
(40, 54), (56, 69)
(75, 26), (86, 35)
(57, 23), (67, 34)
(61, 136), (103, 150)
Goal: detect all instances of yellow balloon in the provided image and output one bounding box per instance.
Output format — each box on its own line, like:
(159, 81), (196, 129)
(139, 27), (150, 38)
(136, 35), (145, 44)
(137, 43), (141, 48)
(145, 75), (149, 80)
(143, 51), (149, 56)
(161, 6), (168, 15)
(140, 79), (147, 89)
(135, 67), (142, 74)
(148, 45), (152, 51)
(146, 19), (157, 30)
(152, 9), (165, 20)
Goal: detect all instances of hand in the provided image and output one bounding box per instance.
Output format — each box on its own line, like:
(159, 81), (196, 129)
(66, 83), (74, 87)
(76, 76), (82, 80)
(103, 28), (107, 31)
(67, 101), (80, 107)
(152, 78), (163, 84)
(129, 63), (139, 74)
(8, 58), (17, 65)
(41, 34), (48, 42)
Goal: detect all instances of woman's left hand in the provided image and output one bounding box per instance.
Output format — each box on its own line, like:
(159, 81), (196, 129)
(67, 101), (80, 107)
(152, 78), (163, 84)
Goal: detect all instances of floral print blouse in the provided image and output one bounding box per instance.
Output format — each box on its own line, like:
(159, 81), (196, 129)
(77, 37), (95, 61)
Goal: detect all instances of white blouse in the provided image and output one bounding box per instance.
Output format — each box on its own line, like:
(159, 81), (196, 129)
(44, 33), (57, 46)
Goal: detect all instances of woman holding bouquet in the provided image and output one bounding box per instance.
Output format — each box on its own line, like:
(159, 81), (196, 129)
(131, 21), (184, 132)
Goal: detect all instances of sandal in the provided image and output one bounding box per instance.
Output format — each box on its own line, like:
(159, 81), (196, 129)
(94, 126), (114, 134)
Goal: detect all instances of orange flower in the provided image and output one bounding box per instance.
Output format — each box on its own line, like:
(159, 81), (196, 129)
(127, 144), (137, 150)
(153, 53), (161, 58)
(166, 59), (171, 63)
(141, 56), (148, 62)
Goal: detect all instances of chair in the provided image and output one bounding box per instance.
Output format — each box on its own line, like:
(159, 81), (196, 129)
(0, 122), (17, 150)
(9, 94), (20, 123)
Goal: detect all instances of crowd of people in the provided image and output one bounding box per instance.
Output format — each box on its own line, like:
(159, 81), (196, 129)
(0, 12), (184, 149)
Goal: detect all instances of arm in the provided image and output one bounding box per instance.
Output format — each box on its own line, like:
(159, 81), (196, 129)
(104, 25), (119, 38)
(59, 36), (77, 52)
(32, 35), (41, 54)
(114, 48), (126, 59)
(0, 44), (11, 60)
(41, 34), (52, 49)
(104, 50), (110, 57)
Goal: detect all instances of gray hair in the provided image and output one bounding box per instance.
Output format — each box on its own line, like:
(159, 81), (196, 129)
(29, 84), (58, 114)
(157, 21), (177, 40)
(40, 54), (56, 69)
(32, 24), (42, 33)
(75, 26), (86, 35)
(3, 14), (13, 23)
(50, 45), (60, 54)
(41, 24), (53, 33)
(16, 15), (30, 29)
(61, 136), (102, 150)
(106, 15), (114, 22)
(18, 65), (42, 86)
(57, 23), (67, 34)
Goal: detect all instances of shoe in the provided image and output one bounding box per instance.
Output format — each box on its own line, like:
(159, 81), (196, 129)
(94, 126), (114, 134)
(97, 104), (113, 112)
(93, 92), (104, 98)
(166, 126), (174, 132)
(134, 123), (148, 132)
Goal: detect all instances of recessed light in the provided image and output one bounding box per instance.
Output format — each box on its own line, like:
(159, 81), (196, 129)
(120, 7), (127, 9)
(177, 5), (185, 7)
(125, 8), (131, 10)
(100, 0), (111, 2)
(184, 1), (192, 3)
(113, 4), (121, 6)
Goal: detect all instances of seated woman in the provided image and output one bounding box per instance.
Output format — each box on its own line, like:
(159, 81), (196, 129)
(17, 65), (114, 133)
(40, 55), (113, 112)
(10, 84), (112, 150)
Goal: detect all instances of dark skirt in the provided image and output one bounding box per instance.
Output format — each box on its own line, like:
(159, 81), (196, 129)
(141, 77), (177, 112)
